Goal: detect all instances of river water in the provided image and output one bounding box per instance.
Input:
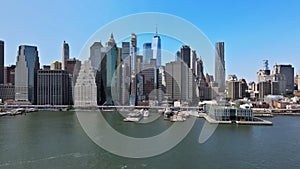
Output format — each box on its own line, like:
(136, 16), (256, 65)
(0, 110), (300, 169)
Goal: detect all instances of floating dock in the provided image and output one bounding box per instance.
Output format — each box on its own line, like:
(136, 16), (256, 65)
(199, 113), (273, 125)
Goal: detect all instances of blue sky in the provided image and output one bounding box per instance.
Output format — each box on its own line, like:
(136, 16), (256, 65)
(1, 0), (299, 82)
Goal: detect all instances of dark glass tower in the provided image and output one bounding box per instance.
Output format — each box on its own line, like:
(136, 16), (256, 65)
(180, 45), (191, 68)
(15, 45), (40, 104)
(62, 41), (69, 70)
(143, 42), (152, 64)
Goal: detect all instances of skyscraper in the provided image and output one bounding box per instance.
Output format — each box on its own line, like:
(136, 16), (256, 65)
(180, 45), (191, 68)
(239, 79), (248, 99)
(143, 42), (152, 64)
(90, 41), (104, 70)
(139, 68), (155, 100)
(195, 58), (205, 80)
(74, 60), (98, 107)
(15, 45), (40, 104)
(152, 31), (161, 66)
(104, 33), (118, 105)
(4, 65), (16, 85)
(273, 64), (294, 94)
(0, 40), (4, 84)
(166, 61), (193, 102)
(130, 33), (137, 105)
(121, 42), (130, 61)
(131, 33), (137, 73)
(191, 50), (197, 75)
(120, 42), (131, 105)
(215, 42), (225, 92)
(37, 69), (71, 105)
(226, 80), (239, 100)
(62, 41), (69, 70)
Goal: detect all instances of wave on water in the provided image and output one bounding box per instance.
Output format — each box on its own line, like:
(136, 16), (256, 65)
(0, 152), (95, 167)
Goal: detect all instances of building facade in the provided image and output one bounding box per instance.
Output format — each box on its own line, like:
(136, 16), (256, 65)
(166, 61), (193, 103)
(152, 33), (161, 66)
(0, 84), (14, 103)
(180, 45), (191, 68)
(74, 60), (98, 107)
(215, 42), (225, 93)
(239, 79), (248, 99)
(0, 40), (4, 84)
(62, 41), (69, 70)
(258, 81), (271, 99)
(143, 42), (152, 64)
(50, 61), (62, 70)
(120, 42), (131, 105)
(37, 70), (71, 105)
(90, 41), (105, 70)
(4, 65), (15, 85)
(273, 64), (294, 94)
(15, 45), (40, 104)
(191, 50), (197, 75)
(130, 33), (138, 105)
(226, 80), (239, 100)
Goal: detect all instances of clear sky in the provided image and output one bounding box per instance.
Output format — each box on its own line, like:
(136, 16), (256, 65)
(1, 0), (299, 82)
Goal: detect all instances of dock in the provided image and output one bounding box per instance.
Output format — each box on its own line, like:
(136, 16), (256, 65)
(199, 113), (272, 125)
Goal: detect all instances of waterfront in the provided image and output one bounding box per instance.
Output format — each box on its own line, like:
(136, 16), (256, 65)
(0, 111), (300, 169)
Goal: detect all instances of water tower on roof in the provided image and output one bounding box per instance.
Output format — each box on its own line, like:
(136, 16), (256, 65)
(263, 60), (269, 70)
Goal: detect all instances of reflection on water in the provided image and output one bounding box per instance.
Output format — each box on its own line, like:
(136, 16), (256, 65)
(0, 111), (300, 169)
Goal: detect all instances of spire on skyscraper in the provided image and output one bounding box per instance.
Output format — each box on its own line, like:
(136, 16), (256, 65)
(106, 33), (116, 47)
(110, 33), (114, 40)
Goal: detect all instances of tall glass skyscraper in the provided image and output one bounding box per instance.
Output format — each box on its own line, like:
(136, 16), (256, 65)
(100, 33), (118, 105)
(143, 42), (152, 64)
(215, 42), (225, 93)
(15, 45), (40, 104)
(152, 33), (161, 66)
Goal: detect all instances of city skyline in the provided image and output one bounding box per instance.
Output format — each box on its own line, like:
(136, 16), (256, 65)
(0, 0), (299, 82)
(1, 33), (299, 84)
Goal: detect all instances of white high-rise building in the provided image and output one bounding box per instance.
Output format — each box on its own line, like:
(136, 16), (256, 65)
(152, 31), (161, 67)
(74, 60), (98, 107)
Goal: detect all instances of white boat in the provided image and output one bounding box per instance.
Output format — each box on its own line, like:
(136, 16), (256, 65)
(170, 115), (186, 122)
(0, 112), (9, 116)
(123, 111), (143, 122)
(10, 108), (26, 115)
(164, 107), (172, 113)
(142, 109), (149, 117)
(26, 108), (38, 112)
